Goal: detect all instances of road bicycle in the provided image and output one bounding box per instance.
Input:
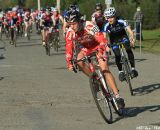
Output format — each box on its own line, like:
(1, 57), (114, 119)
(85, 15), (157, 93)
(71, 50), (124, 123)
(111, 42), (135, 96)
(52, 29), (60, 52)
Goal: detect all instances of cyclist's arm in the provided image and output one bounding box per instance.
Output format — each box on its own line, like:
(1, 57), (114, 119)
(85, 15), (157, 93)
(65, 29), (75, 68)
(126, 26), (135, 46)
(59, 15), (64, 24)
(51, 15), (56, 27)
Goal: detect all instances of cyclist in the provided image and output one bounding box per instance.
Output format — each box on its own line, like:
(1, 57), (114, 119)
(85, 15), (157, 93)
(65, 10), (125, 108)
(52, 8), (64, 30)
(103, 7), (138, 82)
(91, 3), (105, 31)
(24, 8), (33, 37)
(9, 8), (22, 44)
(40, 7), (55, 46)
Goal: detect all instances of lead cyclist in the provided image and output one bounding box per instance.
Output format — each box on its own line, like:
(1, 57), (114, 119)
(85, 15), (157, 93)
(65, 9), (125, 109)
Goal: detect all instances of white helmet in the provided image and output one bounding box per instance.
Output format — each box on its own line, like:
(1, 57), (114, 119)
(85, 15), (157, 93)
(12, 7), (18, 12)
(53, 7), (58, 12)
(104, 7), (116, 18)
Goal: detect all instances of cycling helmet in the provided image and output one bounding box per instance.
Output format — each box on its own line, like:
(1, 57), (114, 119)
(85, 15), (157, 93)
(53, 7), (58, 12)
(65, 10), (81, 22)
(95, 3), (102, 10)
(104, 7), (116, 18)
(12, 7), (18, 12)
(46, 7), (51, 12)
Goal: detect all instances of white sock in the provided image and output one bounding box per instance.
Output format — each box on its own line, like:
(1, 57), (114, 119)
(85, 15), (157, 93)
(131, 68), (135, 70)
(115, 94), (120, 98)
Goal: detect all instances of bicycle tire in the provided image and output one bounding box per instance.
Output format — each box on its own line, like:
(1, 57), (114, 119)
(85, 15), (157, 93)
(27, 27), (31, 40)
(89, 75), (113, 124)
(14, 30), (17, 47)
(55, 37), (59, 52)
(45, 43), (50, 56)
(122, 58), (133, 96)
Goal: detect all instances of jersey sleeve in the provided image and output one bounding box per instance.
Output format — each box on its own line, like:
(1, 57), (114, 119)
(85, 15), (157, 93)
(65, 29), (75, 65)
(85, 21), (108, 46)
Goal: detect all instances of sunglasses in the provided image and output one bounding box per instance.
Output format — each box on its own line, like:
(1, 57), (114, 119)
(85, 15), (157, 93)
(106, 16), (115, 19)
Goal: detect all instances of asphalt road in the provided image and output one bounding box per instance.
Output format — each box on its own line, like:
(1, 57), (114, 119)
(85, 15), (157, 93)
(0, 30), (160, 130)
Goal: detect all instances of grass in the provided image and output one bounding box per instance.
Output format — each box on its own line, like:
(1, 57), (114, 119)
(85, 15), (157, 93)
(135, 28), (160, 54)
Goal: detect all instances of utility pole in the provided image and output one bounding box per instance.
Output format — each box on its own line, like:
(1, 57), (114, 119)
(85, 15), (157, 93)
(38, 0), (40, 10)
(57, 0), (60, 13)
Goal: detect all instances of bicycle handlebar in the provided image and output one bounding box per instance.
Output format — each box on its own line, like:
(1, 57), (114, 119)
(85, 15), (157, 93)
(70, 51), (97, 73)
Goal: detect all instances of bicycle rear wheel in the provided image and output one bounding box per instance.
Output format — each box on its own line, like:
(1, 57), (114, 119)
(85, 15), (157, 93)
(89, 75), (113, 124)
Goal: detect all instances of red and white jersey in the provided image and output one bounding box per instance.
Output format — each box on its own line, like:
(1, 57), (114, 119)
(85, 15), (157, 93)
(65, 21), (108, 63)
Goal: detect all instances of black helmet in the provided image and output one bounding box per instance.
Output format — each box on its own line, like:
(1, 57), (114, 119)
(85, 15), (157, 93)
(46, 7), (51, 12)
(65, 10), (81, 22)
(95, 3), (102, 10)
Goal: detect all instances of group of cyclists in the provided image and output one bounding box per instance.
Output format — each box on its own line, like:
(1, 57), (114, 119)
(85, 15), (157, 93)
(64, 3), (138, 109)
(0, 6), (63, 46)
(0, 2), (139, 110)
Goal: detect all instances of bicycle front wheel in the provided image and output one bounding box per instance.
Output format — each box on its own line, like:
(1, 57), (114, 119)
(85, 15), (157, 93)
(89, 76), (113, 124)
(123, 60), (133, 96)
(45, 43), (50, 56)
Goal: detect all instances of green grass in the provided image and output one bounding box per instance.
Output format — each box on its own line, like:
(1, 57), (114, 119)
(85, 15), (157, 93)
(135, 28), (160, 54)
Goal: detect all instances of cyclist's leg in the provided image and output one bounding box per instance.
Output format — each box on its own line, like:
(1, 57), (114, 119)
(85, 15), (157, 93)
(24, 21), (28, 37)
(113, 48), (122, 71)
(41, 28), (46, 45)
(77, 50), (92, 77)
(124, 44), (135, 68)
(124, 44), (138, 77)
(44, 29), (49, 45)
(10, 19), (15, 42)
(98, 59), (119, 97)
(98, 57), (125, 108)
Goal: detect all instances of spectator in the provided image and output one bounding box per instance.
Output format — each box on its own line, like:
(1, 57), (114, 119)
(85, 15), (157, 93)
(133, 7), (144, 40)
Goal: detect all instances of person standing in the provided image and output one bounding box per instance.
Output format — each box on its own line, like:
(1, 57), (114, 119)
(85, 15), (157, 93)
(133, 7), (144, 41)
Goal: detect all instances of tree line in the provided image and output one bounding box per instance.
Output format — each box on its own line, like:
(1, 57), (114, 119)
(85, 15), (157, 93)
(0, 0), (159, 29)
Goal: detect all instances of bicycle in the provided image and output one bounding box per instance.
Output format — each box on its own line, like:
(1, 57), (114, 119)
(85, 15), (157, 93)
(44, 27), (53, 56)
(111, 42), (134, 96)
(52, 29), (60, 52)
(27, 25), (31, 40)
(71, 51), (124, 124)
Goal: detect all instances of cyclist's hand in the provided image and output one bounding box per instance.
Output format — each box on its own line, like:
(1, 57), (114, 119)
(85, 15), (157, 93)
(130, 37), (135, 48)
(106, 45), (111, 53)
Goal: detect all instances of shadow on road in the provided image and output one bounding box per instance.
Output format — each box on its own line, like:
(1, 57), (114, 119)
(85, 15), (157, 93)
(135, 58), (147, 63)
(0, 77), (4, 80)
(53, 66), (66, 70)
(15, 43), (41, 47)
(133, 83), (160, 96)
(50, 52), (65, 56)
(150, 121), (160, 126)
(124, 104), (160, 118)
